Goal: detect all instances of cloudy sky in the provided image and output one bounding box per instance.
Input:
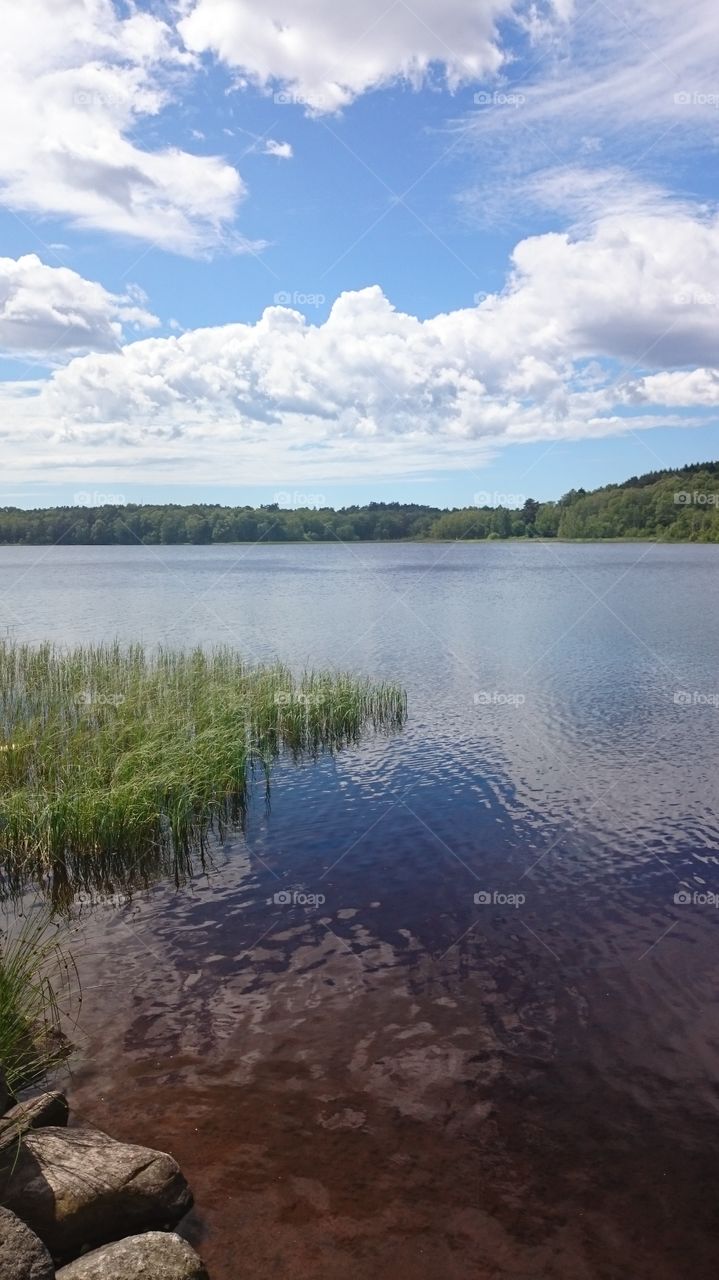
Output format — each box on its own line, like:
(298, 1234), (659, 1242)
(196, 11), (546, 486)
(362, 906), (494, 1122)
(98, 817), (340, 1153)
(1, 0), (718, 507)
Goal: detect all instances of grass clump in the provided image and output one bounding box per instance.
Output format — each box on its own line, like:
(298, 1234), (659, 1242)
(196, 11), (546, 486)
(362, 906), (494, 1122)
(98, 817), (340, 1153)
(0, 641), (406, 894)
(0, 910), (75, 1093)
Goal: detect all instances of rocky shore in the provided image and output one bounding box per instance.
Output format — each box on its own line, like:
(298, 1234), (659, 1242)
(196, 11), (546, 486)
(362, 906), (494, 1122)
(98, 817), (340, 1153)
(0, 1069), (208, 1280)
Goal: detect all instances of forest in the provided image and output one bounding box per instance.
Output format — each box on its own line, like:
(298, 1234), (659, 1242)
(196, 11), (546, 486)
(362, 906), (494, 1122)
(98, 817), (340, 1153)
(1, 460), (718, 544)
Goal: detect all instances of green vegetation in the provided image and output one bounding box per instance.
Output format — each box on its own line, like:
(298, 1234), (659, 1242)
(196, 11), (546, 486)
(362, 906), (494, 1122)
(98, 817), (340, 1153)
(424, 463), (719, 541)
(0, 911), (74, 1092)
(0, 642), (406, 899)
(0, 461), (718, 543)
(538, 462), (719, 541)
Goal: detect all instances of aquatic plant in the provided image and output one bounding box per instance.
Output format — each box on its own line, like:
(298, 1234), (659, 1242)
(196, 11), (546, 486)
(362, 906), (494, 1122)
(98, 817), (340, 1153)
(0, 909), (76, 1092)
(0, 642), (406, 893)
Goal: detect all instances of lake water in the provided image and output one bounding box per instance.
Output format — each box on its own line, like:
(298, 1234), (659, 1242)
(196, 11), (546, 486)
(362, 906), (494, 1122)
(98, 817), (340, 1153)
(2, 541), (719, 1279)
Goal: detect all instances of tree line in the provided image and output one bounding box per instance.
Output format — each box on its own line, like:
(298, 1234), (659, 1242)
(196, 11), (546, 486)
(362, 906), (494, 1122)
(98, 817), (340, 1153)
(1, 462), (718, 545)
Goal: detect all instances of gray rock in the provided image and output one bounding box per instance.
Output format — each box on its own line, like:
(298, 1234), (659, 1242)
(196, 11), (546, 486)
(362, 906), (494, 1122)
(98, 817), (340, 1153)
(0, 1205), (54, 1280)
(56, 1232), (209, 1279)
(0, 1091), (69, 1153)
(0, 1125), (193, 1260)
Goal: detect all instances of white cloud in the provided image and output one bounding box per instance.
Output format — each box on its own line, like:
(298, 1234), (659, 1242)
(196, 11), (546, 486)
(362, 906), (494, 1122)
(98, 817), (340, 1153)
(178, 0), (564, 112)
(263, 140), (294, 159)
(518, 168), (689, 228)
(500, 204), (719, 369)
(455, 0), (719, 243)
(0, 0), (246, 254)
(0, 201), (707, 481)
(0, 1), (714, 487)
(624, 369), (719, 407)
(463, 0), (719, 167)
(0, 254), (158, 358)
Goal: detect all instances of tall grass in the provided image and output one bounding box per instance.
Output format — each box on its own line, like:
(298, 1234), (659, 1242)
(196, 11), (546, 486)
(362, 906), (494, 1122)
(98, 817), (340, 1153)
(0, 910), (75, 1093)
(0, 642), (406, 897)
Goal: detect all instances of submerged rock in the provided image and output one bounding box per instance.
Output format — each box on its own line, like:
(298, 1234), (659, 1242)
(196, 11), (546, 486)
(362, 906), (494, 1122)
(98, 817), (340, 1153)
(55, 1231), (209, 1279)
(0, 1091), (69, 1153)
(0, 1125), (193, 1259)
(0, 1205), (54, 1280)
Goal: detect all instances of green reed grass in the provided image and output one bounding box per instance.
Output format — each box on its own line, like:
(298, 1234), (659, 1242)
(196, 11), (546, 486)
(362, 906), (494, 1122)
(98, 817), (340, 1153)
(0, 641), (406, 891)
(0, 910), (76, 1093)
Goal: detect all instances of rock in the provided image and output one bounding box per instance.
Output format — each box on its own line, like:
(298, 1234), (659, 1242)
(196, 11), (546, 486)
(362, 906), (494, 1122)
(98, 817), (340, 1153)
(0, 1067), (15, 1117)
(55, 1232), (209, 1279)
(0, 1091), (69, 1153)
(0, 1205), (54, 1280)
(0, 1125), (193, 1260)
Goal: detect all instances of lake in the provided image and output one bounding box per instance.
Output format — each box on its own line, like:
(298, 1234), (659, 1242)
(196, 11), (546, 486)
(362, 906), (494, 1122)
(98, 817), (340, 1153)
(2, 540), (719, 1279)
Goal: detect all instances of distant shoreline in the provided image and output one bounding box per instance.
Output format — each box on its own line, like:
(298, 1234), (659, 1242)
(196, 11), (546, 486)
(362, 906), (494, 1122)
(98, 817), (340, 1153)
(1, 462), (717, 543)
(0, 536), (715, 547)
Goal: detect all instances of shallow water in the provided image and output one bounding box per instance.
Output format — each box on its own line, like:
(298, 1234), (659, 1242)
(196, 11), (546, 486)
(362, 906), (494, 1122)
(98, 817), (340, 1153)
(2, 540), (719, 1277)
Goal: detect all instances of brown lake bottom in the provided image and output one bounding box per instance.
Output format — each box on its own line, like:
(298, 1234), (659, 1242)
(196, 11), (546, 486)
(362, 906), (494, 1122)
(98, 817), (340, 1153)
(63, 843), (719, 1280)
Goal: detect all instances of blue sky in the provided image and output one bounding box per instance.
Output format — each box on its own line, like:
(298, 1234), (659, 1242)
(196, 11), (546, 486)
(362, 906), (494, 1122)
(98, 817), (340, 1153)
(0, 0), (717, 510)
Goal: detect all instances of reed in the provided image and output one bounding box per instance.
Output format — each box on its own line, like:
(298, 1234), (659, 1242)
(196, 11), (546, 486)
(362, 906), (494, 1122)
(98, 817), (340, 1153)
(0, 910), (75, 1092)
(0, 642), (406, 891)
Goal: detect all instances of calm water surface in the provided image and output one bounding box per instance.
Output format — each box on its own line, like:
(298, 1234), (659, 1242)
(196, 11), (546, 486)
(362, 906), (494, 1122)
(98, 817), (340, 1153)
(2, 541), (719, 1278)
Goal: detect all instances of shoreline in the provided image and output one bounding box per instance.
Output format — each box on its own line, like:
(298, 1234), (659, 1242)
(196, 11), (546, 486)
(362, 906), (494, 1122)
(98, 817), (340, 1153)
(0, 535), (716, 548)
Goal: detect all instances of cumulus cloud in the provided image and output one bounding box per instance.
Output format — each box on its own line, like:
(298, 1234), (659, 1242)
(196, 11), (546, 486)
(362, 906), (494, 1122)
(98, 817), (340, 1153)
(0, 254), (158, 358)
(500, 205), (719, 369)
(623, 369), (719, 407)
(0, 0), (246, 253)
(0, 201), (703, 481)
(178, 0), (568, 112)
